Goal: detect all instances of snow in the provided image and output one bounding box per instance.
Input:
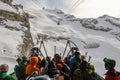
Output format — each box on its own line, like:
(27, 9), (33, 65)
(0, 0), (119, 78)
(0, 1), (25, 15)
(0, 0), (27, 77)
(13, 0), (43, 11)
(2, 20), (27, 31)
(0, 56), (17, 74)
(0, 1), (17, 13)
(27, 8), (120, 77)
(0, 26), (24, 56)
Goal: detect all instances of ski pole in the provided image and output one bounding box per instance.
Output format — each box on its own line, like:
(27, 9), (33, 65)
(54, 46), (56, 54)
(85, 52), (88, 59)
(88, 56), (91, 63)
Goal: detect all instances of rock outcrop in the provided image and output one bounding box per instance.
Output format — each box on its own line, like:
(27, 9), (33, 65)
(0, 0), (33, 55)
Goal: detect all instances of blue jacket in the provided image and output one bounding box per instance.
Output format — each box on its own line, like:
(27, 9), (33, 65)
(70, 57), (81, 66)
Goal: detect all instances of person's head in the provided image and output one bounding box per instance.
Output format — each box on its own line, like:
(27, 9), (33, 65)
(30, 57), (39, 66)
(48, 61), (56, 69)
(74, 51), (80, 58)
(54, 53), (61, 62)
(31, 47), (39, 53)
(22, 56), (28, 62)
(103, 57), (116, 70)
(16, 57), (21, 63)
(40, 58), (46, 67)
(87, 63), (95, 71)
(80, 55), (85, 61)
(46, 56), (51, 62)
(0, 64), (9, 73)
(71, 47), (79, 52)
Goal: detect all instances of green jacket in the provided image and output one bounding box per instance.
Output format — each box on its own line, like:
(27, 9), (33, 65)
(14, 61), (28, 80)
(0, 73), (15, 80)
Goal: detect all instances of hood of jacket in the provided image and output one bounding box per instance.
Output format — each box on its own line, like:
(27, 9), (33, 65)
(29, 57), (38, 66)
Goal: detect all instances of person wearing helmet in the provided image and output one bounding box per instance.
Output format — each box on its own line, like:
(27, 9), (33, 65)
(0, 64), (14, 80)
(70, 51), (81, 80)
(103, 57), (117, 80)
(54, 53), (63, 71)
(53, 53), (70, 80)
(45, 61), (60, 78)
(22, 56), (28, 62)
(31, 47), (39, 57)
(30, 47), (42, 69)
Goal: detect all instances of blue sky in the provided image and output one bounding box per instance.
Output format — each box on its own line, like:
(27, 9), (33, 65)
(45, 0), (120, 18)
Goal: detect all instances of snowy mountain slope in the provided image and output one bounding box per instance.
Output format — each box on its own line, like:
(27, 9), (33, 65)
(6, 0), (120, 77)
(30, 10), (120, 76)
(0, 1), (24, 56)
(13, 0), (44, 11)
(0, 0), (33, 73)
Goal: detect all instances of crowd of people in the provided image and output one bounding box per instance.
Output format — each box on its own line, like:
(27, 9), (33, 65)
(0, 47), (119, 80)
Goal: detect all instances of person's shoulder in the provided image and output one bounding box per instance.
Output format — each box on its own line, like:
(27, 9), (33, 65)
(70, 57), (76, 61)
(0, 73), (14, 80)
(70, 57), (75, 60)
(6, 74), (14, 79)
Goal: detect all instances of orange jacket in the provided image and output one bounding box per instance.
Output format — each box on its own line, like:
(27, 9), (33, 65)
(25, 57), (41, 76)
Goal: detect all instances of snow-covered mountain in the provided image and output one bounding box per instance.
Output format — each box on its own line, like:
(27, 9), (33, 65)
(0, 0), (120, 77)
(27, 9), (120, 76)
(0, 0), (34, 73)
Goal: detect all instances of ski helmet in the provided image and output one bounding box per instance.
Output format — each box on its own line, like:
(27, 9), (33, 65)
(16, 57), (21, 63)
(74, 51), (80, 55)
(31, 47), (39, 53)
(103, 57), (116, 68)
(22, 56), (28, 61)
(54, 53), (61, 59)
(0, 64), (9, 73)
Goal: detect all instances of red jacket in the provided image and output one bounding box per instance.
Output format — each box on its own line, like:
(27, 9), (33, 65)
(105, 69), (116, 80)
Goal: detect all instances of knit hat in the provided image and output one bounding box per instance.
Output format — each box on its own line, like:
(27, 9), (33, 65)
(103, 57), (116, 68)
